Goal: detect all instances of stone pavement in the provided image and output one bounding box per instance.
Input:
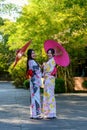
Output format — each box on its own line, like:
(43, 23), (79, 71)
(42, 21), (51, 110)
(0, 81), (87, 130)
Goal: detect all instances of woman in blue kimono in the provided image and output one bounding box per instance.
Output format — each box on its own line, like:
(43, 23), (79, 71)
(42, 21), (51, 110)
(26, 49), (42, 119)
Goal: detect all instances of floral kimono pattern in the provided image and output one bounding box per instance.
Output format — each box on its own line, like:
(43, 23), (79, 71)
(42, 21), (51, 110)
(43, 57), (56, 117)
(28, 59), (42, 118)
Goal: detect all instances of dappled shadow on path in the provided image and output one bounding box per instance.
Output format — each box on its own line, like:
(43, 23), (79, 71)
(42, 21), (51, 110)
(0, 82), (87, 129)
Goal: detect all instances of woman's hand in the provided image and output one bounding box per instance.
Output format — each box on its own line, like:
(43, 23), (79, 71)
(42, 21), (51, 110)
(41, 62), (46, 68)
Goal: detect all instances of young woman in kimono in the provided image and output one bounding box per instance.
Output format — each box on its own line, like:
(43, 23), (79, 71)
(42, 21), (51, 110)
(42, 48), (57, 119)
(26, 49), (42, 119)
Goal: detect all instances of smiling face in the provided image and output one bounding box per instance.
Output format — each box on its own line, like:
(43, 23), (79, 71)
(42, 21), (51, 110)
(27, 49), (36, 60)
(47, 49), (55, 59)
(31, 50), (36, 59)
(47, 50), (53, 59)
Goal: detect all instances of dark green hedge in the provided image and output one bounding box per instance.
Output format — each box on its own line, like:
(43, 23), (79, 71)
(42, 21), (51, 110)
(82, 80), (87, 88)
(23, 78), (65, 93)
(55, 78), (65, 93)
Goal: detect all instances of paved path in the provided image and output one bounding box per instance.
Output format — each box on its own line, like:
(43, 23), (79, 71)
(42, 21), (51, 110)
(0, 81), (87, 130)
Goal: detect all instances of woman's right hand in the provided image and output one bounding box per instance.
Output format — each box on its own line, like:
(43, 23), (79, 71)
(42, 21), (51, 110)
(41, 62), (46, 68)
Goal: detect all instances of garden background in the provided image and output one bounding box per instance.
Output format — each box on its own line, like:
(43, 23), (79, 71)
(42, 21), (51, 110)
(0, 0), (87, 93)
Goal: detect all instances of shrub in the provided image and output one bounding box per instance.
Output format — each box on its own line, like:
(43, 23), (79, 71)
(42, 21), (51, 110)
(13, 78), (24, 88)
(9, 58), (27, 88)
(40, 88), (43, 93)
(23, 79), (30, 89)
(55, 78), (65, 93)
(82, 80), (87, 88)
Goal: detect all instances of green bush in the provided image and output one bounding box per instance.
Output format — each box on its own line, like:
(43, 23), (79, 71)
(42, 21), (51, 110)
(23, 79), (30, 89)
(9, 58), (27, 88)
(82, 80), (87, 88)
(13, 78), (24, 88)
(40, 88), (43, 93)
(55, 78), (65, 93)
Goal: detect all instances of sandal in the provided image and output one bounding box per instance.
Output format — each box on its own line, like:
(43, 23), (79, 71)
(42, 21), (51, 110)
(30, 116), (43, 120)
(44, 116), (57, 119)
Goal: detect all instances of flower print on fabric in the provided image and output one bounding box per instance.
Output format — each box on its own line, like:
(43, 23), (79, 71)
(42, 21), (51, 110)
(29, 60), (42, 118)
(43, 57), (56, 118)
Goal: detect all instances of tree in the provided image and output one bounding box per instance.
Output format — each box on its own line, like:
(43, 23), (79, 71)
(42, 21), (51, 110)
(0, 0), (87, 91)
(0, 0), (21, 21)
(0, 18), (14, 74)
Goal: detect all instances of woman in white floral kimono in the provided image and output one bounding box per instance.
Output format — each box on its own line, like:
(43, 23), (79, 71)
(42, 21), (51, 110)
(26, 49), (42, 119)
(43, 48), (57, 119)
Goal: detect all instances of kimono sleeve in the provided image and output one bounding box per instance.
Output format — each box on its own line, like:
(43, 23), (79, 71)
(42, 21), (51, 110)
(49, 58), (56, 73)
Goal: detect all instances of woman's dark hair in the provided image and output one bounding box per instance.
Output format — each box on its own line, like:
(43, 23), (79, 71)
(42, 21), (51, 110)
(26, 49), (34, 72)
(47, 48), (55, 56)
(27, 49), (34, 59)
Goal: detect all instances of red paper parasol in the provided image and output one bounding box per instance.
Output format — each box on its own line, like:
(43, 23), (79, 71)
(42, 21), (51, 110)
(44, 39), (70, 67)
(13, 40), (32, 68)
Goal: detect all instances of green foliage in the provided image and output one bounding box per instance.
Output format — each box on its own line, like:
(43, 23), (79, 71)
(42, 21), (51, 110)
(55, 78), (65, 93)
(0, 17), (4, 25)
(0, 19), (15, 72)
(82, 80), (87, 89)
(23, 79), (30, 89)
(0, 0), (87, 92)
(40, 88), (43, 93)
(0, 43), (14, 71)
(8, 58), (27, 88)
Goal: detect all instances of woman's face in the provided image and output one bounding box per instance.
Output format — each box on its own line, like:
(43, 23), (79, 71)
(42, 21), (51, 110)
(47, 50), (53, 59)
(31, 51), (36, 59)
